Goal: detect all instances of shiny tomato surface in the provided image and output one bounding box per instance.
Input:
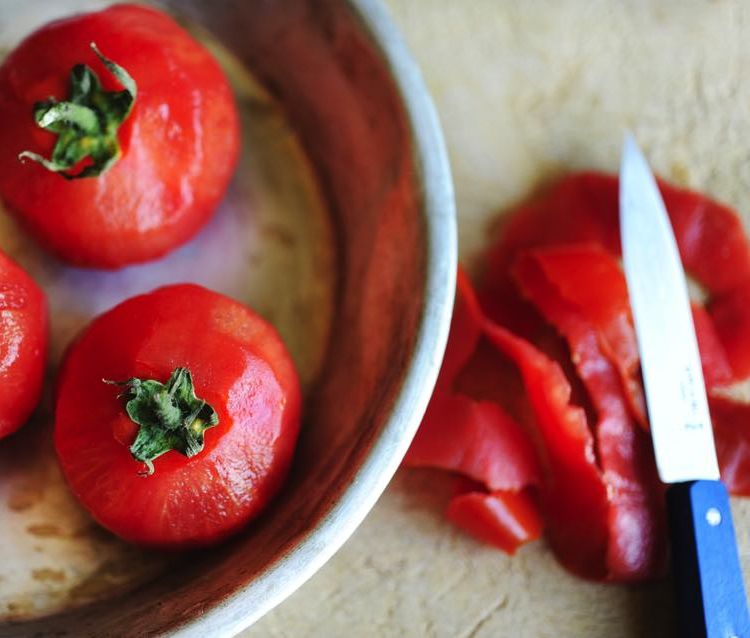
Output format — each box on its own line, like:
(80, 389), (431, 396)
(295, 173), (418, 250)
(0, 4), (240, 268)
(0, 251), (47, 439)
(55, 284), (301, 547)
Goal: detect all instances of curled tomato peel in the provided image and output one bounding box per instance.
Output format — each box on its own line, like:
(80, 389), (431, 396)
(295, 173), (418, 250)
(482, 320), (611, 579)
(706, 397), (750, 496)
(404, 394), (541, 493)
(411, 172), (750, 582)
(446, 488), (543, 555)
(692, 303), (734, 389)
(477, 173), (750, 581)
(403, 268), (543, 554)
(512, 245), (666, 580)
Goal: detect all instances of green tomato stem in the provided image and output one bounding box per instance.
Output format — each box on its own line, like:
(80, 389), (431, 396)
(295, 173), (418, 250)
(106, 367), (219, 476)
(19, 42), (137, 179)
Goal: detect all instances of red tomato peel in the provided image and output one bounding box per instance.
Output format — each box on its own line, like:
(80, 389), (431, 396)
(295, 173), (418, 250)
(484, 173), (750, 381)
(709, 282), (750, 380)
(483, 172), (750, 295)
(446, 488), (543, 555)
(483, 320), (610, 579)
(408, 172), (750, 582)
(692, 304), (734, 389)
(707, 396), (750, 496)
(513, 246), (667, 580)
(404, 394), (541, 492)
(479, 172), (750, 581)
(438, 268), (486, 388)
(403, 268), (543, 554)
(518, 244), (647, 428)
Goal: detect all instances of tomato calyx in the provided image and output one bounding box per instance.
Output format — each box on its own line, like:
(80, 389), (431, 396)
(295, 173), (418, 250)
(106, 367), (218, 476)
(19, 42), (136, 179)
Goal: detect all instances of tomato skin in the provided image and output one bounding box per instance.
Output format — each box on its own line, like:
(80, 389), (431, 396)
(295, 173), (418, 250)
(410, 173), (750, 580)
(0, 251), (47, 439)
(405, 394), (540, 493)
(446, 488), (543, 555)
(477, 173), (750, 580)
(483, 320), (612, 579)
(54, 284), (300, 548)
(403, 269), (543, 554)
(512, 246), (666, 581)
(515, 244), (647, 428)
(0, 4), (240, 268)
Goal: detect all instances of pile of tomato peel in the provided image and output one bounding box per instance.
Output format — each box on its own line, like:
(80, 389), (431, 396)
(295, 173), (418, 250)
(405, 172), (750, 582)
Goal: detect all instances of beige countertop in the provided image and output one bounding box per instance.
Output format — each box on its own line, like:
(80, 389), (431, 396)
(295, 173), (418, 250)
(248, 1), (750, 636)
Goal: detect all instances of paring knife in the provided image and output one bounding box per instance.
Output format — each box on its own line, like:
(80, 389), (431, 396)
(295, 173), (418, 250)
(619, 135), (750, 638)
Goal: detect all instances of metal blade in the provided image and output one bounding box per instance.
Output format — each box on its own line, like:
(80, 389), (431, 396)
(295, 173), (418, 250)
(619, 134), (720, 484)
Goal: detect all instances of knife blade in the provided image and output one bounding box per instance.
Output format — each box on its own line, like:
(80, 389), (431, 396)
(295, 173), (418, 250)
(619, 135), (719, 484)
(619, 134), (750, 638)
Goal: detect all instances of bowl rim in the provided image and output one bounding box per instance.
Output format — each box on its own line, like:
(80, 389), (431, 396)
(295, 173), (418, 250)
(172, 1), (456, 635)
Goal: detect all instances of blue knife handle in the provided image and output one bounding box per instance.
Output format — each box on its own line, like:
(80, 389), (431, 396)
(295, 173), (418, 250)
(667, 480), (750, 638)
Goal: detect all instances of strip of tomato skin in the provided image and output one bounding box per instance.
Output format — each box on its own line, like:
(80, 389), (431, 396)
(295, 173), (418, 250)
(513, 250), (666, 581)
(481, 170), (750, 484)
(512, 239), (740, 431)
(481, 173), (750, 384)
(661, 185), (750, 296)
(502, 210), (750, 504)
(480, 173), (621, 330)
(436, 267), (487, 390)
(706, 395), (750, 496)
(483, 320), (610, 580)
(529, 247), (735, 433)
(693, 303), (750, 495)
(474, 171), (750, 579)
(523, 244), (647, 429)
(709, 281), (750, 381)
(404, 266), (544, 554)
(408, 265), (541, 492)
(689, 304), (750, 493)
(446, 488), (543, 555)
(692, 303), (734, 388)
(484, 172), (750, 297)
(404, 393), (541, 492)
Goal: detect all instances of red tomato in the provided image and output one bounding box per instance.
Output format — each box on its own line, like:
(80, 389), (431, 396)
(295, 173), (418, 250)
(54, 284), (301, 548)
(0, 4), (240, 268)
(0, 251), (47, 439)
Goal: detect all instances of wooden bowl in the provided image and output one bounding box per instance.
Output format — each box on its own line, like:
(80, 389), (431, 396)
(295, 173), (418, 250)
(0, 0), (455, 635)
